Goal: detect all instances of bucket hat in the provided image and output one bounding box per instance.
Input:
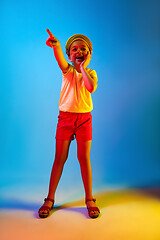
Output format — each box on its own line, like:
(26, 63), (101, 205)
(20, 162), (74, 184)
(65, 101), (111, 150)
(65, 34), (93, 56)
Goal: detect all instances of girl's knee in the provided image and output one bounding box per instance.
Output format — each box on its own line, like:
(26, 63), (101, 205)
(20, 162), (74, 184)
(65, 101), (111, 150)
(77, 153), (90, 166)
(77, 140), (91, 161)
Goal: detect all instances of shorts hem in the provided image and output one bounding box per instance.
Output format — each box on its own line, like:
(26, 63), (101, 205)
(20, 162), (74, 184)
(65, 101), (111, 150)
(55, 136), (74, 141)
(55, 137), (92, 141)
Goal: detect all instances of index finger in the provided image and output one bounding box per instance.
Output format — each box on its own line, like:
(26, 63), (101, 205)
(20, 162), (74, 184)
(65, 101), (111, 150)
(46, 29), (54, 38)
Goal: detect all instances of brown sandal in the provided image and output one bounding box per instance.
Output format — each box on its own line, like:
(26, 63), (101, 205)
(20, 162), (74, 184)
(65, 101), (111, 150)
(85, 198), (100, 218)
(38, 197), (54, 218)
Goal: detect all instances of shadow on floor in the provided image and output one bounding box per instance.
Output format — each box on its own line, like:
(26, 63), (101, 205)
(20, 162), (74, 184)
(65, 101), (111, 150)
(137, 186), (160, 199)
(0, 186), (159, 219)
(0, 198), (91, 219)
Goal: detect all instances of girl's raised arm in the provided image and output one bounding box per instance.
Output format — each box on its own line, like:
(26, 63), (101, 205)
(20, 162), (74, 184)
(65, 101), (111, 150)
(46, 29), (69, 73)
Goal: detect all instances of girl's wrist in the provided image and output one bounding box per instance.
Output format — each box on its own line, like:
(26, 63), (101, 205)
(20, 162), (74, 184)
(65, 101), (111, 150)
(52, 43), (61, 49)
(80, 64), (85, 71)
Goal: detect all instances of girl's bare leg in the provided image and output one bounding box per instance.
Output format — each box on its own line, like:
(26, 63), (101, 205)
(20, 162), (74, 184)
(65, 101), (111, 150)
(77, 140), (99, 216)
(39, 139), (71, 214)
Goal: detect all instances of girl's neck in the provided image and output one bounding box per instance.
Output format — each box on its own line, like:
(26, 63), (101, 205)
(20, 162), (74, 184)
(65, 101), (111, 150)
(73, 64), (81, 73)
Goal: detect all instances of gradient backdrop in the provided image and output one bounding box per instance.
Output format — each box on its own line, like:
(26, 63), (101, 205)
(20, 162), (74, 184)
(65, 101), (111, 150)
(0, 0), (160, 197)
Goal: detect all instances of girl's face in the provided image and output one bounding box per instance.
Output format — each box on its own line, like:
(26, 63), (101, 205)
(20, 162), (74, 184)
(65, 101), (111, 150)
(69, 40), (90, 67)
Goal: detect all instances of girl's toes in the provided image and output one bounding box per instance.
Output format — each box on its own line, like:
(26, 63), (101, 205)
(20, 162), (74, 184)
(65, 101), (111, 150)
(90, 211), (94, 216)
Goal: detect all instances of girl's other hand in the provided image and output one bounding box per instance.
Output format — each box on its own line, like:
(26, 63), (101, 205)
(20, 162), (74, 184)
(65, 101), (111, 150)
(80, 52), (91, 69)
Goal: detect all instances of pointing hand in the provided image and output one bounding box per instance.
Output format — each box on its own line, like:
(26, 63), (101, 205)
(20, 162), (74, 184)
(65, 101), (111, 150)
(46, 29), (60, 48)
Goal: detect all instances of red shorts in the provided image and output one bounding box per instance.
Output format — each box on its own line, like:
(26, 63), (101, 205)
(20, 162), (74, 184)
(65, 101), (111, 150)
(55, 111), (92, 141)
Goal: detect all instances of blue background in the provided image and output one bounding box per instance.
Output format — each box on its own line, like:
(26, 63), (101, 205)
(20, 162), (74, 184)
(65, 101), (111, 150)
(0, 0), (160, 193)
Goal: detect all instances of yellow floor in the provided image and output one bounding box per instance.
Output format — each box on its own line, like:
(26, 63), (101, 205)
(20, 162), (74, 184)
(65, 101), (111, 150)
(0, 187), (160, 240)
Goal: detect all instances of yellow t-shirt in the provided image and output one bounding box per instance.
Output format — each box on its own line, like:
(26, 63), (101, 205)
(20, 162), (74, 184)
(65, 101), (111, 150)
(59, 64), (98, 113)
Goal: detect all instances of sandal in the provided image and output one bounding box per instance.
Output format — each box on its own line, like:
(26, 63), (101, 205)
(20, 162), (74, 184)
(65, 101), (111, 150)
(86, 198), (100, 218)
(38, 197), (54, 218)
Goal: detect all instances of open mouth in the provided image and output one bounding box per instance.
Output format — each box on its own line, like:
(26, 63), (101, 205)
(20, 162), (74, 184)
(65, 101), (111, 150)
(76, 56), (84, 61)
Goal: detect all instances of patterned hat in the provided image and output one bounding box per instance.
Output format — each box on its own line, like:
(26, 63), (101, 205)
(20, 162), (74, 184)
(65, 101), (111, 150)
(65, 34), (93, 56)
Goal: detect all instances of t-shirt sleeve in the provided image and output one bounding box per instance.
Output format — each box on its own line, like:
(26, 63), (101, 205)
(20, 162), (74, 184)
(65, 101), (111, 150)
(62, 64), (72, 76)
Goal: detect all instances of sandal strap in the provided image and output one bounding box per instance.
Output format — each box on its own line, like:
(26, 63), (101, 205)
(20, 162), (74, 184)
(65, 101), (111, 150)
(44, 197), (54, 204)
(85, 198), (96, 204)
(87, 206), (100, 213)
(38, 205), (51, 213)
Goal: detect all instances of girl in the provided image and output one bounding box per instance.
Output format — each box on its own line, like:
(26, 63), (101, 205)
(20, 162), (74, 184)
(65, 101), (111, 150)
(38, 29), (100, 218)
